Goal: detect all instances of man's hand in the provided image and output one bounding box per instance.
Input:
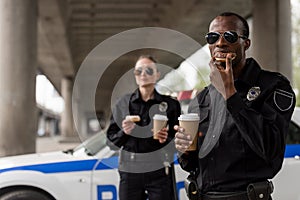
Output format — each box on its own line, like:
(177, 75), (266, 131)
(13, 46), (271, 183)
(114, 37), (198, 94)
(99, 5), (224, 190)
(209, 53), (236, 99)
(174, 125), (193, 153)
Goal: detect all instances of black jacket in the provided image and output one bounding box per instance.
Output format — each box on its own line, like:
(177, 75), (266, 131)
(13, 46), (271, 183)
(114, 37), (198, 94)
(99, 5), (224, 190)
(179, 58), (295, 193)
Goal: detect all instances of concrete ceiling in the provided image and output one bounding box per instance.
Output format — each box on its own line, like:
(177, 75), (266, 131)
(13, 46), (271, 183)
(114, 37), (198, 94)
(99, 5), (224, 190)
(37, 0), (252, 116)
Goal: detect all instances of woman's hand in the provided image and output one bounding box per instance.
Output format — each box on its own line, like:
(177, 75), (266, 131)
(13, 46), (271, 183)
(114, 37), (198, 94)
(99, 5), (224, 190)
(122, 119), (135, 135)
(154, 127), (168, 143)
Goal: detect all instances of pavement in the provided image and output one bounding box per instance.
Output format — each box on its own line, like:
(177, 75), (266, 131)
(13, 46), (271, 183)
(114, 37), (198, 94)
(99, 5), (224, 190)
(36, 136), (81, 153)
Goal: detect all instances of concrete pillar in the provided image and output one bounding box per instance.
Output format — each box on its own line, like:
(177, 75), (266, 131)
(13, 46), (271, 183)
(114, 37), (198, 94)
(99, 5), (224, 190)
(60, 77), (78, 142)
(252, 0), (292, 81)
(0, 0), (37, 156)
(37, 112), (47, 136)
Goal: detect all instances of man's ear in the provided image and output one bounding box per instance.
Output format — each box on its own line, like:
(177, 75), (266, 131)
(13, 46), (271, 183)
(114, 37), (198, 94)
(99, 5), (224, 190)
(244, 39), (251, 50)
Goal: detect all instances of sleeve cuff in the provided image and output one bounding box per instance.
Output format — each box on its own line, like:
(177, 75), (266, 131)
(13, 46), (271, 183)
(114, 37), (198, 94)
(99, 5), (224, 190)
(119, 130), (129, 138)
(226, 92), (245, 115)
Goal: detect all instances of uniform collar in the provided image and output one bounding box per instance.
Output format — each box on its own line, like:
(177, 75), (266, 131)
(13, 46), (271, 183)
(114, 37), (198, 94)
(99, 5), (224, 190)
(131, 88), (163, 102)
(236, 58), (262, 86)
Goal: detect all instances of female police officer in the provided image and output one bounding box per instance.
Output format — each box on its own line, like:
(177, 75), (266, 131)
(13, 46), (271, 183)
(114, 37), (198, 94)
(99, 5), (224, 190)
(107, 55), (181, 200)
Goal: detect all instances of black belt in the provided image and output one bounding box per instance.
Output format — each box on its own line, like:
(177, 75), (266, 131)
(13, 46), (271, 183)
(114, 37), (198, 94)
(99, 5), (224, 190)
(198, 180), (274, 200)
(200, 191), (248, 200)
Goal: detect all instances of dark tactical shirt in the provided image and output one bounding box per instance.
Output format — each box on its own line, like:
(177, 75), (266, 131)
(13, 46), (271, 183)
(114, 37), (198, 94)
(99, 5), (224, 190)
(107, 89), (181, 154)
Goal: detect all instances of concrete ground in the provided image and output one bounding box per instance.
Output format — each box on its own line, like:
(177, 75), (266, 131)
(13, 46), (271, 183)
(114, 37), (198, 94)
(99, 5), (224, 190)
(36, 136), (81, 153)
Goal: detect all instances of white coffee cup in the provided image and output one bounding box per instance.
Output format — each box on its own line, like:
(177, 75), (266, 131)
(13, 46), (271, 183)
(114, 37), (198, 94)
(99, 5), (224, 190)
(153, 114), (168, 139)
(178, 113), (200, 151)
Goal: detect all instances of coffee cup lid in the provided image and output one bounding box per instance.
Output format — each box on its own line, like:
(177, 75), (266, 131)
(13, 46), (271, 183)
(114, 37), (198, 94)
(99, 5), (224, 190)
(178, 113), (199, 121)
(153, 114), (168, 120)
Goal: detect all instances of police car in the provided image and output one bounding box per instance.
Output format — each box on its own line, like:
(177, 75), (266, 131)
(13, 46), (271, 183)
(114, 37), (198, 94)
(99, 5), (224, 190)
(0, 108), (300, 200)
(0, 130), (189, 200)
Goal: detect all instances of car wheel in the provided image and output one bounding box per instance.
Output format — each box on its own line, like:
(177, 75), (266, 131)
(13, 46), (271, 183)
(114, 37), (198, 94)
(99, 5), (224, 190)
(0, 189), (53, 200)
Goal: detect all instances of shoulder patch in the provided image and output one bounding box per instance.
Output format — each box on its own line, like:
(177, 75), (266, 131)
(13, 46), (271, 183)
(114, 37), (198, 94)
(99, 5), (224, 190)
(273, 89), (294, 111)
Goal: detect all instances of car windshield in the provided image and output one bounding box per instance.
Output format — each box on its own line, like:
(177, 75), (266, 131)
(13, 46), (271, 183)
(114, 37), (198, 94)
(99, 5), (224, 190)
(71, 131), (107, 156)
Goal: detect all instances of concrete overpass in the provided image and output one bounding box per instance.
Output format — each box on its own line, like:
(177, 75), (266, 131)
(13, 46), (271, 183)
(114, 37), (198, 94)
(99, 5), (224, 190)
(0, 0), (292, 156)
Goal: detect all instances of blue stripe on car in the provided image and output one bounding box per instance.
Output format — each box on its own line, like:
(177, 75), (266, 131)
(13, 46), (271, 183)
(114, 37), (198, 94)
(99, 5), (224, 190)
(0, 159), (100, 174)
(285, 144), (300, 157)
(0, 145), (299, 174)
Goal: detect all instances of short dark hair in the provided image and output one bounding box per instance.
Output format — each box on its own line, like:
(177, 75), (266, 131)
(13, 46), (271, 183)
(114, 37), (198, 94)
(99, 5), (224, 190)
(218, 12), (249, 38)
(136, 54), (158, 63)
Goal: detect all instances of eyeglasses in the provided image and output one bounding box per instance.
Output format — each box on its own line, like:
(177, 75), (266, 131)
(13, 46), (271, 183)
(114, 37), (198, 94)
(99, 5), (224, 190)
(205, 31), (247, 44)
(134, 67), (154, 76)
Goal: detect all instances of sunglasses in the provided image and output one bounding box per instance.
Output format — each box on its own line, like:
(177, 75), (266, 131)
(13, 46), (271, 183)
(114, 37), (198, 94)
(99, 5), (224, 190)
(134, 67), (154, 76)
(205, 31), (247, 44)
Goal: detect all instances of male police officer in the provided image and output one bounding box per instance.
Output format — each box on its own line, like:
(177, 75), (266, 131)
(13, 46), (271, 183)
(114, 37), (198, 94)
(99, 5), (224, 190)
(175, 12), (295, 200)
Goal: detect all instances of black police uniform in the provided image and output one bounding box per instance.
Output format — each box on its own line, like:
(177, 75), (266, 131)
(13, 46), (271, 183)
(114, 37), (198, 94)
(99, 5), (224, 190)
(179, 58), (295, 200)
(107, 89), (181, 200)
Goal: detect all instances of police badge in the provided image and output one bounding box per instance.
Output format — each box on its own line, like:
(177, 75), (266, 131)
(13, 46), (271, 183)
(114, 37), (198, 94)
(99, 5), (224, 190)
(159, 102), (168, 112)
(247, 87), (261, 101)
